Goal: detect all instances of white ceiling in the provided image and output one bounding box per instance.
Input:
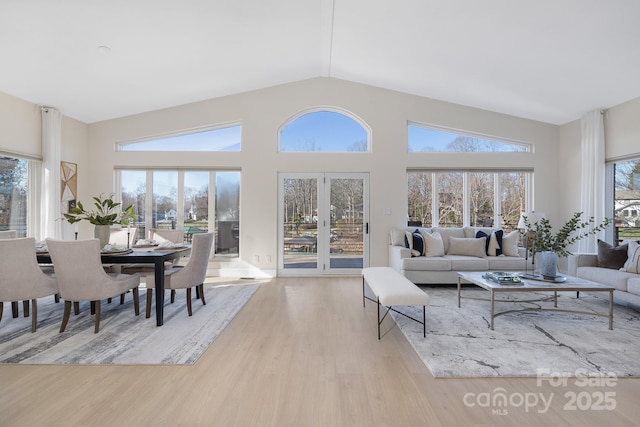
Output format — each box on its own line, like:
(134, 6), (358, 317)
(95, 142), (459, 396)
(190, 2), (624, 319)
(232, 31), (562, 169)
(2, 0), (640, 125)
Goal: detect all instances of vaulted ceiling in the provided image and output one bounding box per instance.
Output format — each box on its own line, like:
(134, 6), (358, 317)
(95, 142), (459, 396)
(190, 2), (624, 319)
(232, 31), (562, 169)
(2, 0), (639, 125)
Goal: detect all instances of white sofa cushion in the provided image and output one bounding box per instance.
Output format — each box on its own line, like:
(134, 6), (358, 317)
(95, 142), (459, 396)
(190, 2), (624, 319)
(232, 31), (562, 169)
(432, 227), (465, 253)
(501, 230), (520, 257)
(487, 256), (527, 270)
(575, 266), (636, 292)
(448, 255), (489, 271)
(447, 236), (487, 258)
(622, 240), (640, 273)
(401, 256), (451, 271)
(421, 230), (445, 257)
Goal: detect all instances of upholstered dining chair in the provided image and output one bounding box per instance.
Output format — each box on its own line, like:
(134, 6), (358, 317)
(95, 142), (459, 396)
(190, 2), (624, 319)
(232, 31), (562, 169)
(149, 228), (185, 245)
(46, 238), (141, 333)
(109, 227), (137, 247)
(0, 237), (58, 332)
(143, 232), (213, 318)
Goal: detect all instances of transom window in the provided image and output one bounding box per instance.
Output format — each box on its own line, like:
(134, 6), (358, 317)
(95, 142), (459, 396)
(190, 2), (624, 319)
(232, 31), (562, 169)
(279, 110), (369, 152)
(117, 125), (241, 152)
(408, 123), (530, 153)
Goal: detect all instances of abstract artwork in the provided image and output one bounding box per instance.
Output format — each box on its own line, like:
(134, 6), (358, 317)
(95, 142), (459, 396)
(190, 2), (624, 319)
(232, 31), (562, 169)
(60, 161), (77, 213)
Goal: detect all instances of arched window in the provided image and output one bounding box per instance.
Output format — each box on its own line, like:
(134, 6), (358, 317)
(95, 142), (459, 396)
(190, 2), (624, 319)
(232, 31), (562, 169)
(279, 109), (370, 152)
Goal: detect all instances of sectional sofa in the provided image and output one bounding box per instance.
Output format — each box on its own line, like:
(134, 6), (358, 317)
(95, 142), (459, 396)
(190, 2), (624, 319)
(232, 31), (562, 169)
(568, 239), (640, 308)
(388, 226), (533, 284)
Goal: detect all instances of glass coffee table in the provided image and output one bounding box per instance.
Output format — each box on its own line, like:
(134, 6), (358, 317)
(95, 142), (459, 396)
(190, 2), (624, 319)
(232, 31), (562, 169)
(457, 271), (615, 330)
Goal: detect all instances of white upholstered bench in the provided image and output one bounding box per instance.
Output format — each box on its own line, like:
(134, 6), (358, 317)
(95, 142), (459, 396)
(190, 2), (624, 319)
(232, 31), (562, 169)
(362, 267), (430, 339)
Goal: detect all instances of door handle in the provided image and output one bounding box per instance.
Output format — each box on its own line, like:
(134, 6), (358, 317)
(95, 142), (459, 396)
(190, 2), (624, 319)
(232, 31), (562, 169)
(366, 223), (369, 234)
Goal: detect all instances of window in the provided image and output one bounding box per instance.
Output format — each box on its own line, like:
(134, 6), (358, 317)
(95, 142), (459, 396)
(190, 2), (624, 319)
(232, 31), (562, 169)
(119, 169), (240, 256)
(408, 123), (530, 152)
(408, 170), (529, 231)
(0, 155), (38, 237)
(117, 125), (241, 152)
(280, 110), (369, 152)
(613, 158), (640, 242)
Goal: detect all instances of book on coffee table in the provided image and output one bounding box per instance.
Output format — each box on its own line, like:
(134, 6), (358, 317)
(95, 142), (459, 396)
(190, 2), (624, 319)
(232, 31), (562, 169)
(483, 271), (522, 285)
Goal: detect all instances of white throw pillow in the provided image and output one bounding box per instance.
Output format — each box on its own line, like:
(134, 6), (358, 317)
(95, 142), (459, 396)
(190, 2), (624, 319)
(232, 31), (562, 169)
(421, 230), (445, 257)
(501, 231), (520, 257)
(622, 240), (640, 273)
(447, 236), (487, 258)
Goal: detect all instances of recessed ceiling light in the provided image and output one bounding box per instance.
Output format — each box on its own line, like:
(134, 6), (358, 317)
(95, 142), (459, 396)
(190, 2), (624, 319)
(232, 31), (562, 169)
(97, 45), (111, 54)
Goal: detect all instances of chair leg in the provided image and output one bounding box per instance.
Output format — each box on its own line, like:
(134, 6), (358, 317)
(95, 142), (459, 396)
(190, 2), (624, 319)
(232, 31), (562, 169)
(94, 300), (101, 333)
(199, 284), (206, 305)
(145, 289), (153, 319)
(31, 299), (37, 333)
(171, 290), (176, 303)
(73, 301), (80, 315)
(54, 293), (60, 303)
(60, 301), (71, 332)
(186, 288), (193, 316)
(132, 287), (140, 316)
(120, 293), (125, 305)
(12, 301), (18, 318)
(90, 301), (96, 315)
(0, 302), (3, 322)
(23, 300), (30, 317)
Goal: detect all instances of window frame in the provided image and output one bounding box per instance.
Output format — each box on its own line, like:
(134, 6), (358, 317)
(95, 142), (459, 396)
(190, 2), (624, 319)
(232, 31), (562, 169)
(115, 123), (242, 152)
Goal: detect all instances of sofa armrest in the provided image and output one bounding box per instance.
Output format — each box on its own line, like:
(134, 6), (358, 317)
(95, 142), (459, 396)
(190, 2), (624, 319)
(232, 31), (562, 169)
(388, 245), (411, 272)
(567, 253), (597, 276)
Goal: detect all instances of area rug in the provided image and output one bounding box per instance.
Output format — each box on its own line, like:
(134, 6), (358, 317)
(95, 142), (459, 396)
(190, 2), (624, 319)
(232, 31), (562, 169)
(391, 287), (640, 378)
(0, 282), (259, 365)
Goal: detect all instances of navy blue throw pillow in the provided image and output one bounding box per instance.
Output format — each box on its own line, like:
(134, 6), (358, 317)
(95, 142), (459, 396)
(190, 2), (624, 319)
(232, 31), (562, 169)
(412, 230), (424, 256)
(475, 230), (504, 256)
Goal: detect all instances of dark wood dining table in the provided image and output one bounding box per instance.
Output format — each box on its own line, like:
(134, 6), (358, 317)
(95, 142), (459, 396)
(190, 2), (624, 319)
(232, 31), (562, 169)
(37, 246), (191, 326)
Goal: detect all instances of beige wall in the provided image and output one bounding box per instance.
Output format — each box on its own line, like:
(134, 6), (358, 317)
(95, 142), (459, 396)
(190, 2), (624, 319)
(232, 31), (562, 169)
(87, 78), (559, 274)
(0, 91), (41, 158)
(4, 81), (638, 275)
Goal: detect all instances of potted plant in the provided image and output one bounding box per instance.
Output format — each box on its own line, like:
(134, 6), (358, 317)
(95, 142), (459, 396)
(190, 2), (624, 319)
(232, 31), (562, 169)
(64, 194), (136, 248)
(523, 211), (611, 278)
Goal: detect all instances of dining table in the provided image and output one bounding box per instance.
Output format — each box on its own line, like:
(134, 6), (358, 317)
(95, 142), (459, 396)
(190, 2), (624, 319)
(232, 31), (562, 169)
(37, 246), (191, 326)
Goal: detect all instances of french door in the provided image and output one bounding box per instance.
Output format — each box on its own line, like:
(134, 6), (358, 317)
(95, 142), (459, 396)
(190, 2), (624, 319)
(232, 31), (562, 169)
(278, 173), (369, 276)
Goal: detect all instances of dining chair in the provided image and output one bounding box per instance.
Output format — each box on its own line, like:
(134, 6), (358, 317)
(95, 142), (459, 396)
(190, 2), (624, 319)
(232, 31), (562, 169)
(0, 237), (58, 332)
(149, 228), (185, 245)
(46, 238), (141, 333)
(109, 227), (137, 247)
(144, 232), (213, 318)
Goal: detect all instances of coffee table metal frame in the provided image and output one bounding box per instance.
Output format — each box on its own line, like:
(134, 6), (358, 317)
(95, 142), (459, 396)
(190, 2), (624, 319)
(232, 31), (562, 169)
(457, 271), (614, 330)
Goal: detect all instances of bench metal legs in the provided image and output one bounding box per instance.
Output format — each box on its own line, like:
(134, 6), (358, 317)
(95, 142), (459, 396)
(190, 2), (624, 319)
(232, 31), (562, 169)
(363, 277), (427, 340)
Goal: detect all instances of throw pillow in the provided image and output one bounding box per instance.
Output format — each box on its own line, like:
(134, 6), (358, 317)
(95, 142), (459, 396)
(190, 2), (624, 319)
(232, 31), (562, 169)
(597, 239), (628, 269)
(475, 230), (504, 256)
(501, 230), (520, 257)
(421, 230), (445, 256)
(622, 240), (640, 274)
(404, 230), (423, 257)
(447, 236), (487, 258)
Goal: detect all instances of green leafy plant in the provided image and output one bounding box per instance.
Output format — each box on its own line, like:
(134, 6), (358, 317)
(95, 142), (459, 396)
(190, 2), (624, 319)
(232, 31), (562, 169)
(64, 194), (136, 226)
(523, 211), (611, 257)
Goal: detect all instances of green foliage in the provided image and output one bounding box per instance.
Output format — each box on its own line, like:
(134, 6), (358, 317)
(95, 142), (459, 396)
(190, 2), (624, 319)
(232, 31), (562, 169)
(63, 194), (136, 226)
(523, 212), (612, 257)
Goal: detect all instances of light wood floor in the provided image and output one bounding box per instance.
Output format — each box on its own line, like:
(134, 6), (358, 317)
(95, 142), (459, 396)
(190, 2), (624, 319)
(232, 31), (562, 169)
(1, 277), (639, 426)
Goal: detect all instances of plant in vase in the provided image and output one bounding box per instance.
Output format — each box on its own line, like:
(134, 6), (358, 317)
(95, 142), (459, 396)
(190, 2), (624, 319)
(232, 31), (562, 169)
(63, 194), (136, 248)
(522, 211), (611, 278)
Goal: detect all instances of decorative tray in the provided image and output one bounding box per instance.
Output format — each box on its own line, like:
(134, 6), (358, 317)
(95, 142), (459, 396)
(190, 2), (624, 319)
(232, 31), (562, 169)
(101, 248), (133, 256)
(517, 273), (567, 283)
(154, 245), (188, 251)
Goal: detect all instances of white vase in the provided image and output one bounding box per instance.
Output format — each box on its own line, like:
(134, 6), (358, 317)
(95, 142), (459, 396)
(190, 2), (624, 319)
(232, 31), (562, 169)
(94, 224), (110, 249)
(540, 251), (558, 278)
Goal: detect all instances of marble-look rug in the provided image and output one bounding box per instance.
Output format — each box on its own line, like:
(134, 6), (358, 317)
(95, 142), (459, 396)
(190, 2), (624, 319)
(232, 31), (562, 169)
(390, 287), (640, 378)
(0, 282), (260, 365)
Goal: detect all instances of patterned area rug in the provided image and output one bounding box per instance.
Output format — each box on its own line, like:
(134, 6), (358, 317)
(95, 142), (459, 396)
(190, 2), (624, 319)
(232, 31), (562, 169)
(0, 282), (259, 365)
(391, 287), (640, 378)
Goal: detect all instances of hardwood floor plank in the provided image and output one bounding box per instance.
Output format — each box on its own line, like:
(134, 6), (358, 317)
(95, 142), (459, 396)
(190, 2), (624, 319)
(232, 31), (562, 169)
(0, 276), (638, 426)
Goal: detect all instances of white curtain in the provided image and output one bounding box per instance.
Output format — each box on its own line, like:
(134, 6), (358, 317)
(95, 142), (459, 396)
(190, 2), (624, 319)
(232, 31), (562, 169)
(577, 109), (606, 253)
(41, 107), (62, 240)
